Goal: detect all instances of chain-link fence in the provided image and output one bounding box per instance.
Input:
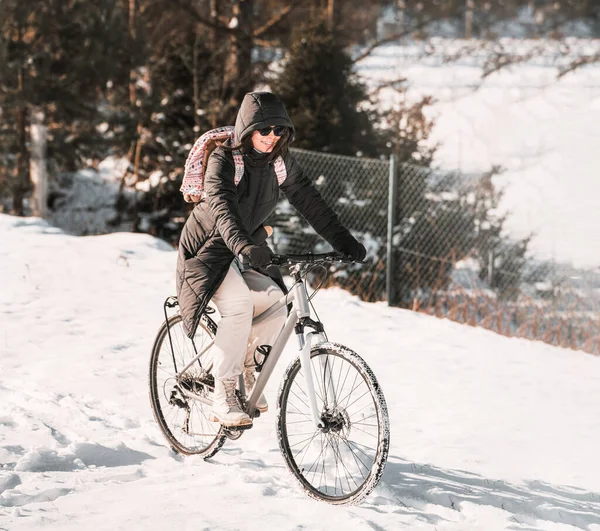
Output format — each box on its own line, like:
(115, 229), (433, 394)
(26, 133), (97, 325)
(268, 147), (391, 302)
(268, 147), (600, 355)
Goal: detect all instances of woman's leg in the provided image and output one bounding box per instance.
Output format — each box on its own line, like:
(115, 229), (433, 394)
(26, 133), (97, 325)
(240, 269), (287, 413)
(242, 269), (287, 367)
(210, 262), (254, 380)
(208, 264), (285, 422)
(208, 262), (254, 426)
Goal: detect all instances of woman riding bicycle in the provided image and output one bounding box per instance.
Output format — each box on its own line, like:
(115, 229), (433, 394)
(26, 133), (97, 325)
(176, 91), (366, 428)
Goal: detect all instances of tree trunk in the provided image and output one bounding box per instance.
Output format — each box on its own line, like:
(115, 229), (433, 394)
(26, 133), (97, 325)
(13, 39), (29, 216)
(193, 25), (201, 128)
(128, 0), (136, 106)
(127, 0), (143, 184)
(209, 0), (219, 50)
(222, 0), (255, 115)
(13, 103), (29, 216)
(327, 0), (336, 32)
(397, 0), (405, 28)
(465, 0), (474, 39)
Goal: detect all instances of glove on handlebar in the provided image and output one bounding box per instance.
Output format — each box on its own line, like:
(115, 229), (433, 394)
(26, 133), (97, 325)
(240, 245), (273, 268)
(333, 234), (367, 261)
(250, 225), (273, 245)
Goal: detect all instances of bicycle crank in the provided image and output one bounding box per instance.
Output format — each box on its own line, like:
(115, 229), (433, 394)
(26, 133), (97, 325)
(222, 423), (253, 440)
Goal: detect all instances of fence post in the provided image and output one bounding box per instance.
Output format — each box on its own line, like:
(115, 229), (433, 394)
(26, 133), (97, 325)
(487, 249), (495, 286)
(386, 154), (398, 306)
(30, 111), (48, 218)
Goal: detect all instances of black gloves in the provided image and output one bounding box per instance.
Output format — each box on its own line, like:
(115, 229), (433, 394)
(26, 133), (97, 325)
(241, 245), (273, 268)
(334, 234), (367, 261)
(250, 225), (268, 245)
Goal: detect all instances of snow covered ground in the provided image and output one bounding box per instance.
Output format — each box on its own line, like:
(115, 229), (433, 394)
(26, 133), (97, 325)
(1, 213), (600, 530)
(357, 41), (600, 269)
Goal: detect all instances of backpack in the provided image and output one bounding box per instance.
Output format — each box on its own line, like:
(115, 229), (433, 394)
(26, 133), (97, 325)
(180, 125), (287, 203)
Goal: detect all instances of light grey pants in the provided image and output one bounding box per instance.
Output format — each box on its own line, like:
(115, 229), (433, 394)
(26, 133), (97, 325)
(209, 262), (287, 380)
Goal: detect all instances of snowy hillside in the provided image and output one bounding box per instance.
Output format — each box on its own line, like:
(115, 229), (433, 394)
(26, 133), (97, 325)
(1, 213), (600, 530)
(357, 41), (600, 269)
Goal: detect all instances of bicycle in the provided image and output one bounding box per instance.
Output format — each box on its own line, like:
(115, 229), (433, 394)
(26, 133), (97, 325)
(149, 252), (390, 505)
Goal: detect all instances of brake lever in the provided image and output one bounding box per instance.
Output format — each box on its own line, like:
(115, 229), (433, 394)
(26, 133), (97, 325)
(333, 253), (364, 264)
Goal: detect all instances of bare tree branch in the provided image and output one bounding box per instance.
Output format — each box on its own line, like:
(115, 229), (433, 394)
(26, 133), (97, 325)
(481, 46), (546, 78)
(351, 19), (437, 64)
(253, 0), (302, 38)
(154, 0), (235, 35)
(254, 38), (280, 48)
(370, 77), (408, 97)
(0, 84), (18, 96)
(558, 53), (600, 78)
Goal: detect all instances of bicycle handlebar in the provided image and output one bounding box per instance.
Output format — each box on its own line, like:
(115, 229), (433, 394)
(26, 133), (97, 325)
(269, 252), (363, 266)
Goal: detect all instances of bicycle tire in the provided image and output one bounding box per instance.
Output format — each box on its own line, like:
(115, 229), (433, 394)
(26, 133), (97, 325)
(277, 342), (389, 505)
(149, 313), (226, 458)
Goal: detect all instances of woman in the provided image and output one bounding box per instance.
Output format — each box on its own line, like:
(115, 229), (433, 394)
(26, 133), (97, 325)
(176, 91), (366, 427)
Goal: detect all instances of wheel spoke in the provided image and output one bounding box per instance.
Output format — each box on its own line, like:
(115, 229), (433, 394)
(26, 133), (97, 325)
(348, 409), (377, 422)
(344, 388), (373, 412)
(289, 432), (321, 449)
(350, 424), (379, 440)
(329, 434), (359, 492)
(294, 432), (321, 465)
(304, 432), (329, 480)
(339, 436), (370, 479)
(335, 373), (363, 410)
(285, 400), (313, 421)
(344, 439), (378, 465)
(289, 386), (311, 411)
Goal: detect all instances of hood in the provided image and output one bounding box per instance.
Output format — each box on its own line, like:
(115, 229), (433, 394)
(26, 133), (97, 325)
(234, 92), (295, 142)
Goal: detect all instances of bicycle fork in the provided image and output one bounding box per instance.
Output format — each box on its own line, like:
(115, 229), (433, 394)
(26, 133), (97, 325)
(297, 329), (329, 430)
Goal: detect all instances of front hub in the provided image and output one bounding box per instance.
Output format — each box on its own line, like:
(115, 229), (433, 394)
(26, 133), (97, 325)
(320, 409), (349, 435)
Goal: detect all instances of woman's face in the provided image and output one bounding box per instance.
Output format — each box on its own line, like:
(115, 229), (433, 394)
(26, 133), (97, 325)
(250, 127), (280, 153)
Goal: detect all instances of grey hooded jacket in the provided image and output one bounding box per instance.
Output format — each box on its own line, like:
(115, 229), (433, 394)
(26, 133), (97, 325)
(176, 92), (353, 338)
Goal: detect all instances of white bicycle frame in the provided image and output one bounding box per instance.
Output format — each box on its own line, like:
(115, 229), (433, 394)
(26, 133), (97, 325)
(176, 268), (329, 429)
(246, 275), (327, 427)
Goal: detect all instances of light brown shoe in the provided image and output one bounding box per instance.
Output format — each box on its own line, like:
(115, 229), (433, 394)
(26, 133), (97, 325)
(209, 377), (252, 427)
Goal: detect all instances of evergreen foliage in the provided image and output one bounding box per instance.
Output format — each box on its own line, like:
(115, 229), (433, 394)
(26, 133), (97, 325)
(273, 25), (383, 157)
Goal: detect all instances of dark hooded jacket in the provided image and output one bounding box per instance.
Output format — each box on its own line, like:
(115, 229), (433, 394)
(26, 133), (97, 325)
(176, 92), (354, 338)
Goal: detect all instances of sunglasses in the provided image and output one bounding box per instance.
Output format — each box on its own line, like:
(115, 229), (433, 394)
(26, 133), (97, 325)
(257, 125), (287, 137)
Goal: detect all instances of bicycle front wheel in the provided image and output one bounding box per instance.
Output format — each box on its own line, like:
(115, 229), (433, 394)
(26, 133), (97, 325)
(277, 342), (390, 505)
(149, 313), (226, 458)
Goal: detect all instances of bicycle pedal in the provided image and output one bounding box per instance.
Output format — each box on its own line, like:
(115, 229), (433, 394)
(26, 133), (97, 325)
(226, 423), (253, 431)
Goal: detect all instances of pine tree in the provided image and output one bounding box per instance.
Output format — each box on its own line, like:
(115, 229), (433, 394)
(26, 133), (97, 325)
(272, 24), (383, 158)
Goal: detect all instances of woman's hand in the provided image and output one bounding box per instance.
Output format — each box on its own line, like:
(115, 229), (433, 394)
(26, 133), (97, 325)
(241, 245), (273, 268)
(334, 234), (367, 261)
(250, 225), (274, 245)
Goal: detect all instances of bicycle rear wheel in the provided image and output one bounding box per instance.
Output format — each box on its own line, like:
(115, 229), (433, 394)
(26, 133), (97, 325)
(277, 342), (390, 505)
(149, 313), (226, 458)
